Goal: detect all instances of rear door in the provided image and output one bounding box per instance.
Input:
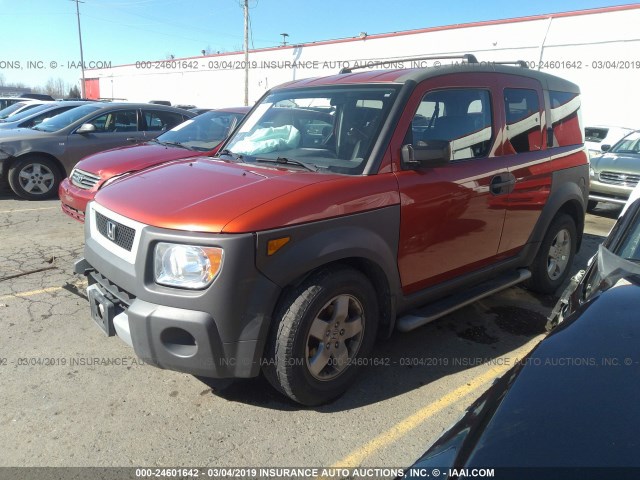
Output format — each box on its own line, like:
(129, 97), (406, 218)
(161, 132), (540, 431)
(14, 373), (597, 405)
(494, 76), (550, 254)
(393, 74), (508, 294)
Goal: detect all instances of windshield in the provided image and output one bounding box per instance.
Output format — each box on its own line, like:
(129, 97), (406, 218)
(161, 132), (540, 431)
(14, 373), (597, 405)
(34, 104), (102, 132)
(2, 103), (56, 122)
(223, 86), (398, 174)
(157, 110), (246, 151)
(584, 198), (640, 298)
(584, 127), (608, 143)
(0, 102), (32, 120)
(610, 131), (640, 155)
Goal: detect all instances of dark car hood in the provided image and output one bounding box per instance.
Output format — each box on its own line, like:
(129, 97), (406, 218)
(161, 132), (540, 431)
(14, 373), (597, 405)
(591, 152), (640, 172)
(410, 281), (640, 473)
(74, 142), (203, 178)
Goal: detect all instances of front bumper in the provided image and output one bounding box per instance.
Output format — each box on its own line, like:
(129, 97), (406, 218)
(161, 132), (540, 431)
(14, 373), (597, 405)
(59, 177), (96, 221)
(76, 204), (282, 378)
(589, 177), (635, 206)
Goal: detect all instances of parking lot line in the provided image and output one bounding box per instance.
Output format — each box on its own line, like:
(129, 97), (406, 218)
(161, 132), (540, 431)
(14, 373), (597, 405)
(0, 286), (63, 300)
(323, 339), (541, 471)
(0, 206), (57, 214)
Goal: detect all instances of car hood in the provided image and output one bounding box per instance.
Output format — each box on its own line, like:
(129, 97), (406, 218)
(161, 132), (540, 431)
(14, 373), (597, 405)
(408, 280), (640, 473)
(94, 157), (400, 233)
(591, 152), (640, 172)
(74, 142), (203, 178)
(0, 128), (50, 144)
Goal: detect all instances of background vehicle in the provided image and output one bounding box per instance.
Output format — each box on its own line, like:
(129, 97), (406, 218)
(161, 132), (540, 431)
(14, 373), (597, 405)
(0, 103), (193, 199)
(0, 97), (27, 111)
(0, 101), (89, 130)
(588, 129), (640, 210)
(59, 106), (249, 221)
(585, 125), (634, 158)
(405, 191), (640, 480)
(0, 100), (51, 121)
(75, 59), (588, 405)
(19, 93), (55, 101)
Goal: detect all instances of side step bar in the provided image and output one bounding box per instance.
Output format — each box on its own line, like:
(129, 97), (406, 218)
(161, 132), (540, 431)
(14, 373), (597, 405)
(396, 269), (532, 332)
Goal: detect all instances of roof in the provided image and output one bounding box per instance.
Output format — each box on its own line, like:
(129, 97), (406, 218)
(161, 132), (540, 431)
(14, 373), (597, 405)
(273, 63), (581, 93)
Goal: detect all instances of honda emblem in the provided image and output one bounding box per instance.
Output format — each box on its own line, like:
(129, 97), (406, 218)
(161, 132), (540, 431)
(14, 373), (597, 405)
(106, 221), (117, 241)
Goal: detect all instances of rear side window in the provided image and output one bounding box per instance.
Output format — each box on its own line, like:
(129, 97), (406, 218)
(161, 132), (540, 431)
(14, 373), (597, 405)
(549, 91), (583, 147)
(144, 110), (185, 131)
(504, 88), (541, 153)
(89, 109), (139, 132)
(408, 88), (492, 160)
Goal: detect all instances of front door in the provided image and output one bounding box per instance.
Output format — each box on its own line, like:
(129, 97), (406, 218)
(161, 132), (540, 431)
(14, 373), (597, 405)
(393, 76), (508, 294)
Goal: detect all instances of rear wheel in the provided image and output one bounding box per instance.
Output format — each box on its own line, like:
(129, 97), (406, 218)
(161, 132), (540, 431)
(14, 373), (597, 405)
(526, 213), (577, 294)
(8, 156), (62, 200)
(263, 267), (378, 406)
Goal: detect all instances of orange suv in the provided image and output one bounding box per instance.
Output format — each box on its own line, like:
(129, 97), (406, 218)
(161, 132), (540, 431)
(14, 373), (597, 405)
(75, 56), (589, 405)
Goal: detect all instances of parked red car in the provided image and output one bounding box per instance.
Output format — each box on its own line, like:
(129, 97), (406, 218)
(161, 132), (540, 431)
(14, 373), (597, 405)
(75, 57), (589, 405)
(59, 107), (249, 221)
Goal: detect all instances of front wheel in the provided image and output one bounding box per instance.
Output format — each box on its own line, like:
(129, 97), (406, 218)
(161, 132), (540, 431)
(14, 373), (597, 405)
(8, 156), (62, 200)
(263, 267), (379, 406)
(526, 213), (577, 294)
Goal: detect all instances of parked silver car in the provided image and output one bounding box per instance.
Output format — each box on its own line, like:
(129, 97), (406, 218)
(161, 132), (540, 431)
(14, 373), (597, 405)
(0, 101), (90, 130)
(0, 103), (194, 199)
(589, 129), (640, 210)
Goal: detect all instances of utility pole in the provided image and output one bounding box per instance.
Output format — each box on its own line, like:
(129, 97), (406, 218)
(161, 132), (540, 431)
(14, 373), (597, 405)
(243, 0), (249, 106)
(72, 0), (86, 98)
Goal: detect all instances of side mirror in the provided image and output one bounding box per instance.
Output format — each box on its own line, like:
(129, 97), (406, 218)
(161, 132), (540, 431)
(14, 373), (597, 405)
(76, 123), (96, 134)
(601, 144), (611, 152)
(402, 140), (451, 168)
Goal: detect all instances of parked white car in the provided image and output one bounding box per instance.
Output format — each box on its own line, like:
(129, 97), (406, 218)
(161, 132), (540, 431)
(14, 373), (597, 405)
(585, 125), (635, 159)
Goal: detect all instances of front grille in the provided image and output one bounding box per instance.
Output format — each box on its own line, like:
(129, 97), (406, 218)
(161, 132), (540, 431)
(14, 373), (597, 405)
(599, 171), (640, 187)
(71, 168), (101, 189)
(95, 211), (136, 251)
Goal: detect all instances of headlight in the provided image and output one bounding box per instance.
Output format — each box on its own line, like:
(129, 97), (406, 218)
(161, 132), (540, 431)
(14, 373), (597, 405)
(590, 167), (596, 177)
(154, 243), (223, 289)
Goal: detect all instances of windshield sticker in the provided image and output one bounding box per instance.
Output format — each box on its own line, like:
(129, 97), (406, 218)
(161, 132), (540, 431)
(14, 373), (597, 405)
(170, 119), (194, 131)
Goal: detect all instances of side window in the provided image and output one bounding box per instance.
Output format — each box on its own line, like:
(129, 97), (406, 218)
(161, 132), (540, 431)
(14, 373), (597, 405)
(504, 88), (542, 153)
(549, 91), (583, 147)
(144, 110), (185, 131)
(406, 88), (492, 160)
(89, 110), (139, 133)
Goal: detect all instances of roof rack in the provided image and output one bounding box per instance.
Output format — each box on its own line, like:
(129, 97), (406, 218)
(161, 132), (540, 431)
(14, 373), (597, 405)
(338, 53), (479, 74)
(489, 60), (529, 68)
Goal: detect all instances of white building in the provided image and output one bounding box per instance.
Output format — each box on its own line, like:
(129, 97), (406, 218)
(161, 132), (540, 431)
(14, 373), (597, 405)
(84, 4), (640, 127)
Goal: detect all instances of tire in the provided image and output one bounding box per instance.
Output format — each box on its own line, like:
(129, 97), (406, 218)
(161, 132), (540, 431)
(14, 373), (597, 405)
(8, 156), (62, 200)
(526, 213), (577, 294)
(263, 266), (379, 406)
(587, 200), (598, 212)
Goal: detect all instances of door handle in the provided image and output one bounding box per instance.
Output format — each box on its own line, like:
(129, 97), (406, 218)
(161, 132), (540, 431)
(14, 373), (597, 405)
(490, 174), (516, 195)
(126, 137), (139, 142)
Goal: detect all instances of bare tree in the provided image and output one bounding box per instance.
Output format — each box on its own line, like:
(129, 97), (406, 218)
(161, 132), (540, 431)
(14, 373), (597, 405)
(43, 77), (69, 98)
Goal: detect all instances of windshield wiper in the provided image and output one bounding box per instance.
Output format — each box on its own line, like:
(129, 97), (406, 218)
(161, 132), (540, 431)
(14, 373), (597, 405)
(217, 149), (244, 162)
(256, 156), (318, 172)
(161, 140), (192, 150)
